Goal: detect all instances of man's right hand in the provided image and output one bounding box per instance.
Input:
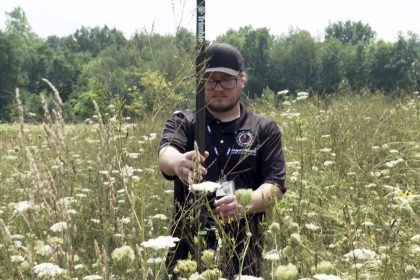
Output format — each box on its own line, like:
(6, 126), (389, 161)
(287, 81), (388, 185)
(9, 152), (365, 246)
(159, 146), (209, 184)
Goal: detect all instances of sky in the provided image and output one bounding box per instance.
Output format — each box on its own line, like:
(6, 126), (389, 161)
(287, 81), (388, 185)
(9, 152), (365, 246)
(0, 0), (419, 42)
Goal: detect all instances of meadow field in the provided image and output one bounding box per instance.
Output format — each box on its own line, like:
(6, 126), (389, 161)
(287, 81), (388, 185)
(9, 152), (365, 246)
(0, 92), (419, 279)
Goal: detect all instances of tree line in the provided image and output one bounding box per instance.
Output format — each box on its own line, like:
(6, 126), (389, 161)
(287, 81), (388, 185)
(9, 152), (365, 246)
(1, 7), (419, 122)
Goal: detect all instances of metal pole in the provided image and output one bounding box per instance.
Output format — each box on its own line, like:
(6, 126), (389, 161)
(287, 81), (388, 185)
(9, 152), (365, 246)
(196, 0), (206, 153)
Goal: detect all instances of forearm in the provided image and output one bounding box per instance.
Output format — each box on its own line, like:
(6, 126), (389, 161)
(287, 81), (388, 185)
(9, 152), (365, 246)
(158, 145), (182, 177)
(249, 183), (283, 213)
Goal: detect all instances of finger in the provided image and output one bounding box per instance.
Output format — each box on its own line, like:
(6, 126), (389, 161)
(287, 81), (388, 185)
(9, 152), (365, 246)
(202, 151), (210, 161)
(200, 166), (207, 175)
(214, 195), (235, 207)
(184, 150), (196, 160)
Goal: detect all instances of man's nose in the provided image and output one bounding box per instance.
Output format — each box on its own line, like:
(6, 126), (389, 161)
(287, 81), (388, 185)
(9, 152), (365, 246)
(214, 81), (224, 91)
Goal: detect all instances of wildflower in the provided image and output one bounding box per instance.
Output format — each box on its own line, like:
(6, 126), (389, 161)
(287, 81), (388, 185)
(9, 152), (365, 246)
(174, 259), (197, 278)
(112, 245), (135, 272)
(320, 148), (332, 153)
(146, 257), (163, 264)
(121, 217), (130, 224)
(74, 264), (84, 270)
(11, 255), (25, 263)
(201, 249), (216, 269)
(304, 223), (320, 231)
(33, 263), (64, 277)
(405, 265), (417, 278)
(269, 222), (281, 235)
(37, 245), (53, 256)
(121, 165), (134, 177)
(50, 222), (68, 233)
(314, 261), (334, 274)
(189, 181), (220, 193)
(83, 275), (103, 280)
(152, 214), (168, 220)
(264, 250), (281, 261)
(13, 201), (32, 214)
(141, 235), (180, 250)
(234, 275), (263, 280)
(343, 248), (377, 260)
(277, 89), (289, 95)
(289, 233), (303, 247)
(90, 219), (100, 224)
(199, 268), (223, 279)
(274, 263), (298, 280)
(323, 161), (335, 167)
(410, 234), (420, 242)
(313, 274), (341, 280)
(127, 152), (140, 159)
(385, 158), (404, 168)
(235, 189), (253, 209)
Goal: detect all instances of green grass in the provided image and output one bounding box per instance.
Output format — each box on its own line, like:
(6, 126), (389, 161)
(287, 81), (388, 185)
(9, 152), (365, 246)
(0, 92), (419, 279)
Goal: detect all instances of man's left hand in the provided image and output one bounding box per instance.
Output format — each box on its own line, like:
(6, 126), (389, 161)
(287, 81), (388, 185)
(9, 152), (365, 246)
(212, 195), (244, 221)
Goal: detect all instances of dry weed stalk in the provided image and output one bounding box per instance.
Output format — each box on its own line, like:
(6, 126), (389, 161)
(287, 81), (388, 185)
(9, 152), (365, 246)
(15, 88), (44, 197)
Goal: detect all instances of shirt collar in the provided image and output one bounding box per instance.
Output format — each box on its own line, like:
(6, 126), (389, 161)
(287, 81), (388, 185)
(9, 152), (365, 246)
(205, 102), (252, 132)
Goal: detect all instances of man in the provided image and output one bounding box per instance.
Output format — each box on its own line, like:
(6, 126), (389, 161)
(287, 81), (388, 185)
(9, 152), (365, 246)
(159, 42), (286, 279)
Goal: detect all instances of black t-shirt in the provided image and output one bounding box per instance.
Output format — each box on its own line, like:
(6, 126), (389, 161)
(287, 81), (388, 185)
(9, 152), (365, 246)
(159, 102), (286, 207)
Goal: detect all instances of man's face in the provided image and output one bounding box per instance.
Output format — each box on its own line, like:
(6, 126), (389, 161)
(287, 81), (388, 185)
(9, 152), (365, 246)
(204, 71), (244, 113)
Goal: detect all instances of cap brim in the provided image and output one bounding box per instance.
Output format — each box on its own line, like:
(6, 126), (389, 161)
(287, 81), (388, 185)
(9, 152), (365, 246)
(205, 67), (240, 76)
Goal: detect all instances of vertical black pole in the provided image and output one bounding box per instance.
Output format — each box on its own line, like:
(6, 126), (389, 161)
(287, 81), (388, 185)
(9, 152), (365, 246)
(196, 0), (206, 153)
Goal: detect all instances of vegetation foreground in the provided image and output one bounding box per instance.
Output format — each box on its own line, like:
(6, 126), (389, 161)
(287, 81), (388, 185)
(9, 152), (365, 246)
(0, 92), (419, 279)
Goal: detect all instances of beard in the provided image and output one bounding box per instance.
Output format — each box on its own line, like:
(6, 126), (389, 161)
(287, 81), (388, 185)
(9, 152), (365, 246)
(206, 93), (241, 113)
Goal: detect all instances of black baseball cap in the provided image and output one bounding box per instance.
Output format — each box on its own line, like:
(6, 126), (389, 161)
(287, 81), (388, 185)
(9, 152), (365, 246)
(203, 43), (244, 76)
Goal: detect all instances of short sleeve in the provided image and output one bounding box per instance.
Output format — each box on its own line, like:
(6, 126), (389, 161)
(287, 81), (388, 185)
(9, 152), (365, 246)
(257, 121), (286, 193)
(158, 111), (193, 154)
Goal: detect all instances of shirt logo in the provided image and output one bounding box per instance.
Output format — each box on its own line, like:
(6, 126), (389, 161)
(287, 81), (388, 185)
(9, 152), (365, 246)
(235, 131), (254, 148)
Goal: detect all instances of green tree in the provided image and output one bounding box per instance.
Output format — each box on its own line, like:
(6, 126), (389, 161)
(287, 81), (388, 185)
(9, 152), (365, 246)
(366, 40), (394, 91)
(318, 38), (343, 93)
(270, 30), (319, 92)
(325, 20), (376, 45)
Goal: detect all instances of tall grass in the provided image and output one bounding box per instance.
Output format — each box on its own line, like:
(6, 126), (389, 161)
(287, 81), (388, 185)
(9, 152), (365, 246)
(0, 89), (419, 279)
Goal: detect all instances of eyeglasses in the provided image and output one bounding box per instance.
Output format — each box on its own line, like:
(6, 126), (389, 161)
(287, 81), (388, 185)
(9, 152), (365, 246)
(204, 77), (238, 90)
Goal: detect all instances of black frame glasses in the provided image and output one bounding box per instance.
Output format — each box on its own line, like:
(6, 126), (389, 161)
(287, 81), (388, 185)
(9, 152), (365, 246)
(204, 77), (239, 90)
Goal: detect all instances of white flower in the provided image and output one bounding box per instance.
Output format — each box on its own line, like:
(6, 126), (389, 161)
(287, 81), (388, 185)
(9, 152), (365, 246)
(343, 248), (377, 260)
(91, 219), (100, 224)
(313, 274), (342, 280)
(11, 234), (25, 240)
(263, 250), (281, 260)
(297, 91), (309, 97)
(141, 236), (180, 250)
(320, 148), (332, 153)
(305, 223), (320, 231)
(127, 152), (140, 159)
(323, 161), (335, 167)
(277, 89), (289, 95)
(147, 257), (163, 264)
(410, 234), (420, 242)
(13, 201), (32, 214)
(121, 217), (130, 224)
(385, 158), (404, 168)
(121, 165), (134, 177)
(189, 181), (220, 193)
(50, 222), (68, 233)
(11, 255), (25, 263)
(37, 245), (53, 256)
(83, 275), (103, 280)
(74, 264), (84, 270)
(33, 263), (64, 277)
(296, 95), (308, 101)
(234, 275), (263, 280)
(152, 214), (168, 220)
